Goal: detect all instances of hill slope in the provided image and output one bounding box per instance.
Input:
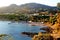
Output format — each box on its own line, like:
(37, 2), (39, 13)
(0, 3), (57, 13)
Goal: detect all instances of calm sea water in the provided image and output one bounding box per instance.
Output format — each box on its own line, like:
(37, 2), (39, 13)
(0, 21), (45, 40)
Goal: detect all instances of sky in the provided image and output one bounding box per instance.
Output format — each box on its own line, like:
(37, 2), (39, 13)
(0, 0), (60, 7)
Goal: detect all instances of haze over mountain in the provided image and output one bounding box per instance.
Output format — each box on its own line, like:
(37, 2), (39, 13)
(0, 3), (58, 13)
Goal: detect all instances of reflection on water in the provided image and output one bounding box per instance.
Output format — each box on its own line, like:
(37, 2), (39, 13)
(0, 21), (45, 40)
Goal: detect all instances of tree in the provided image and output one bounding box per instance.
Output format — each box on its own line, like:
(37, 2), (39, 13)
(57, 3), (60, 8)
(57, 3), (60, 10)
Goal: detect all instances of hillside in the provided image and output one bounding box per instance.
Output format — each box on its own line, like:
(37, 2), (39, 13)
(0, 3), (58, 14)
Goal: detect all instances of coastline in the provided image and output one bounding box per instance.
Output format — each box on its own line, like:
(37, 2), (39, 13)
(28, 22), (47, 27)
(28, 22), (53, 28)
(0, 20), (52, 27)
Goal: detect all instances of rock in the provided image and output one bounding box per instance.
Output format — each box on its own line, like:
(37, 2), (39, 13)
(40, 27), (53, 33)
(32, 33), (54, 40)
(0, 34), (8, 37)
(21, 32), (38, 37)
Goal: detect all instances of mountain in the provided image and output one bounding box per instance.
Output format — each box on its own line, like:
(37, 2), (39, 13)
(0, 3), (58, 13)
(20, 3), (52, 9)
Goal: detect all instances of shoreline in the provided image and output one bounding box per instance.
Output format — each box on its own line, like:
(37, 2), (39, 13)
(28, 22), (53, 28)
(0, 20), (52, 27)
(28, 22), (47, 27)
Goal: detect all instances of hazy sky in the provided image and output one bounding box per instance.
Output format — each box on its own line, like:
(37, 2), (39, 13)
(0, 0), (60, 7)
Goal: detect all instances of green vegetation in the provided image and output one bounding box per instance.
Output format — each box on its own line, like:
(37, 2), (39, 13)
(29, 15), (49, 22)
(0, 34), (13, 40)
(0, 14), (29, 21)
(49, 14), (57, 24)
(57, 3), (60, 9)
(0, 13), (50, 22)
(32, 11), (60, 40)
